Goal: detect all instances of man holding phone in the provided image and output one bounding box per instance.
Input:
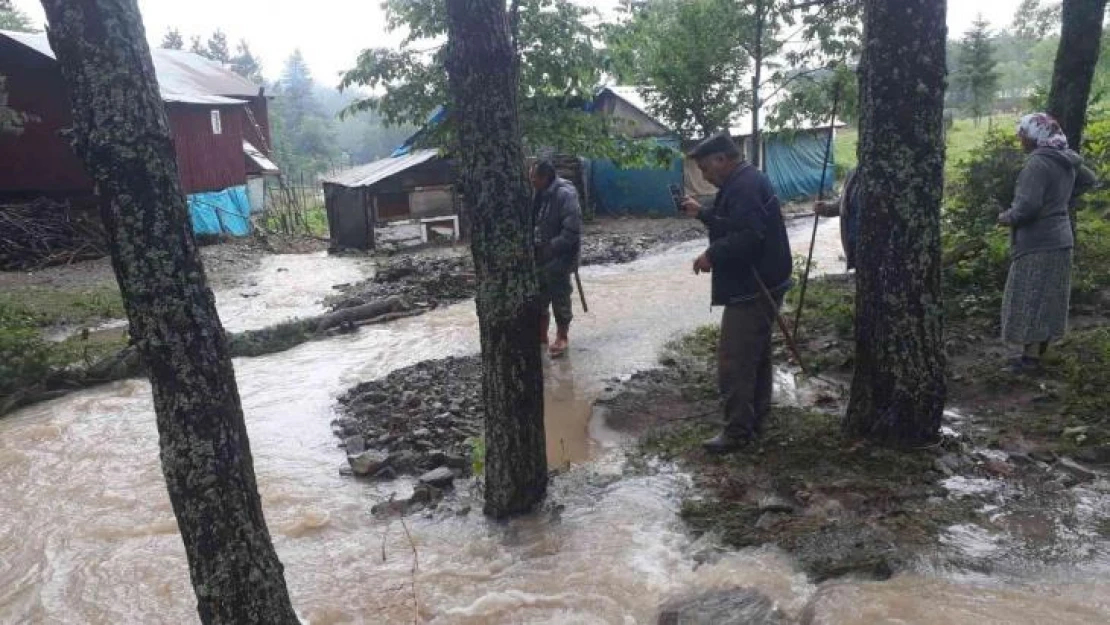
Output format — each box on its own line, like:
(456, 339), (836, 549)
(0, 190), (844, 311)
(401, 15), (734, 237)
(678, 134), (793, 453)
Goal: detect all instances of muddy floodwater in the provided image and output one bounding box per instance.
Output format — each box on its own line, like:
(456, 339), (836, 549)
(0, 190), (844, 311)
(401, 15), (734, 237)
(2, 219), (1109, 624)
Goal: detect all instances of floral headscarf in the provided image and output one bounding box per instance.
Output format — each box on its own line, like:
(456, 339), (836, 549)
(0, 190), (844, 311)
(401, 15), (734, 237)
(1018, 113), (1069, 150)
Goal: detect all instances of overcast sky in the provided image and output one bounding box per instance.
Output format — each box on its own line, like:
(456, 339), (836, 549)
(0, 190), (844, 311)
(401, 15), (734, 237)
(11, 0), (1029, 85)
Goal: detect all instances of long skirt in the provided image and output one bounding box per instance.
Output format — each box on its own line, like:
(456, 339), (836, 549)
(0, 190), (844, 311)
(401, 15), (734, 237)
(1001, 248), (1073, 345)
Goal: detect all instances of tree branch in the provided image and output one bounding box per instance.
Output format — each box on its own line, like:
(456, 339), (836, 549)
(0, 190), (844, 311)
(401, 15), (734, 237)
(760, 65), (831, 100)
(787, 0), (843, 10)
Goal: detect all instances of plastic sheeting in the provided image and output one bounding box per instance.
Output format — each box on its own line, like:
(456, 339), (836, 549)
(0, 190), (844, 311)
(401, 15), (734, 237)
(590, 138), (684, 215)
(764, 132), (835, 202)
(188, 185), (251, 236)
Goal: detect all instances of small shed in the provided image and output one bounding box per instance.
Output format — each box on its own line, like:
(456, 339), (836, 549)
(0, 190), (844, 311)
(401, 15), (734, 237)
(322, 149), (463, 251)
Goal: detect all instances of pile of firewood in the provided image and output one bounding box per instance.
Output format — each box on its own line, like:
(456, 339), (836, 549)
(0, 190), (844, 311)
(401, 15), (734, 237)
(0, 199), (107, 270)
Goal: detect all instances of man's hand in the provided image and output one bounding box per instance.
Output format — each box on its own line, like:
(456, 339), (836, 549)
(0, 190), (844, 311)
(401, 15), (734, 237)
(997, 212), (1010, 226)
(693, 253), (712, 275)
(680, 197), (702, 218)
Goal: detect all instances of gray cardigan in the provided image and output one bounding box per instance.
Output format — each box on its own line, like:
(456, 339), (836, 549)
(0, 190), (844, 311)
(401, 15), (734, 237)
(1001, 147), (1096, 258)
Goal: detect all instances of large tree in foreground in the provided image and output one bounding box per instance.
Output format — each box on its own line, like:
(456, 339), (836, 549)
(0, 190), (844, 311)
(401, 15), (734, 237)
(844, 0), (947, 446)
(39, 1), (299, 622)
(444, 0), (548, 518)
(1047, 0), (1108, 149)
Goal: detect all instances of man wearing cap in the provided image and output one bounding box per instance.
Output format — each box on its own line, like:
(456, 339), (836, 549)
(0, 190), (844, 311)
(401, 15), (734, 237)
(680, 134), (794, 453)
(531, 160), (582, 358)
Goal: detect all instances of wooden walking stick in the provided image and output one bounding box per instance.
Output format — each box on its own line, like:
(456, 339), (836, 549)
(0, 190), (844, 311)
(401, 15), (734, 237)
(573, 270), (588, 313)
(793, 83), (842, 337)
(753, 269), (810, 376)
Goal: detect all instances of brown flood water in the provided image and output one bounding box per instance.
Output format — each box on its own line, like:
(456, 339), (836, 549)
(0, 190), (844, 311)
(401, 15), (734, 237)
(2, 219), (1108, 624)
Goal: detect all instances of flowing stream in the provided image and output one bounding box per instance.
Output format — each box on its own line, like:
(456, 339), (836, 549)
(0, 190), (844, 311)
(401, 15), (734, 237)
(2, 220), (1108, 624)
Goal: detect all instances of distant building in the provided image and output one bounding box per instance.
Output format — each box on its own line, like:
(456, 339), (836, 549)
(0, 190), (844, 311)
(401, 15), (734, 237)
(0, 30), (278, 237)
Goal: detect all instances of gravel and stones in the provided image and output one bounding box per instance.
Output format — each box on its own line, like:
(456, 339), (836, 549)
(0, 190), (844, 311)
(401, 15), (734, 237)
(334, 356), (483, 481)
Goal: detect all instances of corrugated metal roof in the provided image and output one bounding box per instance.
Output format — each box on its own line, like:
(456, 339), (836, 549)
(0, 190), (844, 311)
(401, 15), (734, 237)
(1, 30), (262, 100)
(601, 83), (845, 139)
(243, 140), (280, 174)
(322, 149), (441, 189)
(163, 93), (247, 106)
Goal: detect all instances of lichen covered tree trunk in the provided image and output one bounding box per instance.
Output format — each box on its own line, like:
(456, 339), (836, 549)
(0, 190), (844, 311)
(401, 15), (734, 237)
(844, 0), (947, 446)
(39, 1), (299, 622)
(1047, 0), (1108, 150)
(444, 0), (547, 518)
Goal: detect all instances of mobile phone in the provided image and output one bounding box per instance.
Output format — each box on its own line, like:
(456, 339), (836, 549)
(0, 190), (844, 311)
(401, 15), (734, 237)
(668, 184), (684, 211)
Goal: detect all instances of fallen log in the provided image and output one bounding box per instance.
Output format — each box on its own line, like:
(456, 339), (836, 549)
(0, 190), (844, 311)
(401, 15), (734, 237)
(1, 296), (421, 417)
(315, 296), (408, 333)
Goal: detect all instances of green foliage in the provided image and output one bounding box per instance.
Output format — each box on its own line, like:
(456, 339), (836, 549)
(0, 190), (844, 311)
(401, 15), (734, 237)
(952, 16), (1000, 123)
(206, 30), (231, 64)
(230, 40), (263, 84)
(161, 28), (184, 50)
(606, 0), (861, 140)
(1010, 0), (1062, 42)
(0, 304), (54, 397)
(0, 1), (36, 33)
(271, 50), (341, 173)
(467, 436), (486, 476)
(338, 0), (671, 166)
(604, 0), (751, 139)
(942, 129), (1025, 308)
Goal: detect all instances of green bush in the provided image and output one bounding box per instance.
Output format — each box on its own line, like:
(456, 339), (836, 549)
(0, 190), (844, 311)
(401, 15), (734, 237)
(0, 304), (55, 397)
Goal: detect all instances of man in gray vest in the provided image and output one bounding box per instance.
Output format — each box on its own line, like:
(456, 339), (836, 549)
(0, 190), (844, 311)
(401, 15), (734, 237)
(531, 160), (582, 358)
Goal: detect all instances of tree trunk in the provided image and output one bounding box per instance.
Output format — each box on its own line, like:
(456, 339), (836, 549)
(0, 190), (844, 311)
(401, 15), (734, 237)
(444, 0), (548, 518)
(844, 0), (947, 446)
(1047, 0), (1108, 150)
(39, 2), (300, 623)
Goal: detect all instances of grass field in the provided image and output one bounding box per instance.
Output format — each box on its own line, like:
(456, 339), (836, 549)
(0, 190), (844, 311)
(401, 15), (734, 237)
(834, 115), (1021, 177)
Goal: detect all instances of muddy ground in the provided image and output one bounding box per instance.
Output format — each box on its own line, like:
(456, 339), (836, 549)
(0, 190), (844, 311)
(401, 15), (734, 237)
(597, 275), (1110, 583)
(328, 217), (706, 313)
(330, 268), (1110, 583)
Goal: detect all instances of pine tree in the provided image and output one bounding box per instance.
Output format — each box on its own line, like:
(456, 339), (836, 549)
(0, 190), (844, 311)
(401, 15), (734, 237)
(230, 40), (263, 83)
(0, 0), (36, 32)
(161, 28), (184, 50)
(38, 0), (300, 621)
(954, 15), (1000, 124)
(206, 29), (231, 64)
(189, 35), (206, 57)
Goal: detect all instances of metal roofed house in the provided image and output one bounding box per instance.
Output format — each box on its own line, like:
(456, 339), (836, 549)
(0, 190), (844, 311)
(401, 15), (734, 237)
(0, 29), (277, 237)
(321, 149), (462, 251)
(600, 85), (845, 204)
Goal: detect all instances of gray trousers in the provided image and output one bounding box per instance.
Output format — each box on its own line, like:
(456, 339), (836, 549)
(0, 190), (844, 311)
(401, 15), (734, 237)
(538, 264), (573, 328)
(718, 293), (782, 439)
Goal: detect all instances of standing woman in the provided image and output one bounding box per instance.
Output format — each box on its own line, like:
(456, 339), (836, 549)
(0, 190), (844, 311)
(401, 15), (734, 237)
(998, 113), (1096, 373)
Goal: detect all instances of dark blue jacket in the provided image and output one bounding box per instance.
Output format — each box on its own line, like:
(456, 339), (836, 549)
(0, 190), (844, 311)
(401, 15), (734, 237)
(698, 164), (793, 306)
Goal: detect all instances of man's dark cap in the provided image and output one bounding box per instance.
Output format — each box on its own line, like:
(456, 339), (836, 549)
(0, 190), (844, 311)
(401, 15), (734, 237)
(688, 133), (741, 160)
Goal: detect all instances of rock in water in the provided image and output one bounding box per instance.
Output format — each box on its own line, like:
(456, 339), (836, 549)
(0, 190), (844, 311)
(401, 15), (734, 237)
(348, 450), (390, 477)
(344, 435), (366, 455)
(419, 467), (456, 488)
(656, 589), (784, 625)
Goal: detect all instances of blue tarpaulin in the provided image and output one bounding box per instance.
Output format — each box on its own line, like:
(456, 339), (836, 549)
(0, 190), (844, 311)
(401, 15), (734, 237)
(188, 185), (251, 236)
(590, 138), (684, 216)
(764, 132), (835, 202)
